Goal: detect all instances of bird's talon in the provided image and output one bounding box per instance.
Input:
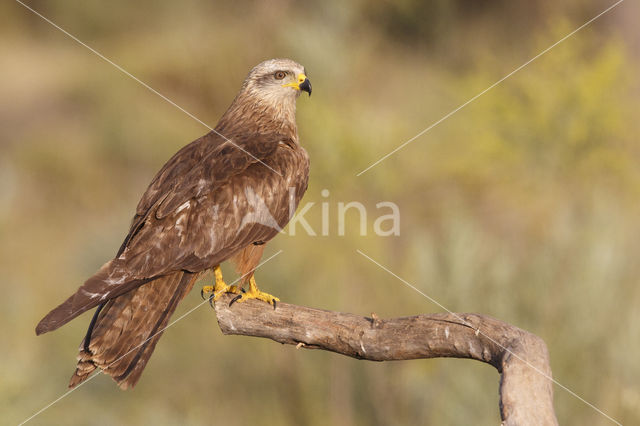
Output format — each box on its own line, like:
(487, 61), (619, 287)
(205, 270), (278, 309)
(229, 294), (243, 307)
(228, 291), (280, 308)
(200, 285), (214, 300)
(228, 277), (280, 308)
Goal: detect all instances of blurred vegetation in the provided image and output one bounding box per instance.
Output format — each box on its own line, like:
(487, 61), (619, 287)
(1, 0), (639, 424)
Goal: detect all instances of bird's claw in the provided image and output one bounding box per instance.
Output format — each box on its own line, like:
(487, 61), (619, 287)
(228, 280), (279, 309)
(203, 270), (279, 310)
(200, 285), (214, 300)
(229, 294), (242, 307)
(201, 283), (241, 308)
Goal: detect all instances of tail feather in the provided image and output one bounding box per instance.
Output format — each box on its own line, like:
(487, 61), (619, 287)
(69, 271), (197, 389)
(36, 259), (147, 336)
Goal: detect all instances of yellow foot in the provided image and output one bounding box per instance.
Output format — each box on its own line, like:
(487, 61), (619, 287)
(201, 265), (241, 307)
(230, 277), (279, 309)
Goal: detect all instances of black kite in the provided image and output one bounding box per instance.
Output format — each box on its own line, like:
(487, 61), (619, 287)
(36, 58), (312, 389)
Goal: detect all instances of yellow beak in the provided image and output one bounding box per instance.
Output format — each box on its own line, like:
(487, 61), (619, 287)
(282, 73), (312, 95)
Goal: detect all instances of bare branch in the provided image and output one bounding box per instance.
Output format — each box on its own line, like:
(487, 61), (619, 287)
(213, 295), (558, 426)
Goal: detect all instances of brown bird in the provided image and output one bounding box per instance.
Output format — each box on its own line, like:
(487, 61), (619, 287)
(35, 58), (312, 389)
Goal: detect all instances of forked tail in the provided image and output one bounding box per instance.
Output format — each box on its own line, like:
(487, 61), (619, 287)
(69, 271), (197, 389)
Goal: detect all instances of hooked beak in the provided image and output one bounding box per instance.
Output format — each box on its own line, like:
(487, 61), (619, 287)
(283, 73), (312, 96)
(299, 75), (312, 96)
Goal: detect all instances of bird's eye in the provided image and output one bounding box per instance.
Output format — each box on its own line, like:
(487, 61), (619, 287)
(274, 71), (286, 80)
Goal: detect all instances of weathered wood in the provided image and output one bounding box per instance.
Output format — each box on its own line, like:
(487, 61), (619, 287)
(213, 294), (558, 425)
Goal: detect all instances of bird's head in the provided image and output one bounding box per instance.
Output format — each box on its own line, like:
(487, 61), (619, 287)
(217, 58), (311, 135)
(241, 58), (312, 104)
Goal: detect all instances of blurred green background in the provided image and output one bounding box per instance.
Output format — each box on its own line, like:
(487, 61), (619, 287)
(2, 0), (639, 424)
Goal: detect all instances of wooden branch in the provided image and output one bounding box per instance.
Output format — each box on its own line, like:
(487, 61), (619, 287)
(213, 295), (558, 426)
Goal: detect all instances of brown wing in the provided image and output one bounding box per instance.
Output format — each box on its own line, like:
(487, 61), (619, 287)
(227, 139), (311, 279)
(116, 130), (282, 257)
(35, 131), (288, 335)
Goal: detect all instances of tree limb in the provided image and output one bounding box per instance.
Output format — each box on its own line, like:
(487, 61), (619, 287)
(213, 294), (558, 426)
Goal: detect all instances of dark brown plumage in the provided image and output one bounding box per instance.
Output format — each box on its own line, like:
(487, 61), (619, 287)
(36, 58), (311, 389)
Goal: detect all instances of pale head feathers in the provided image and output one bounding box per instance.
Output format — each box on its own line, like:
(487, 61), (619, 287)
(216, 58), (308, 138)
(242, 58), (308, 101)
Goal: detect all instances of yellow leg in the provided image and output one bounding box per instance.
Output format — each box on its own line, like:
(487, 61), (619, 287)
(201, 265), (241, 304)
(230, 276), (280, 308)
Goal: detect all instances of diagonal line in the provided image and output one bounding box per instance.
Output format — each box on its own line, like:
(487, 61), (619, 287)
(14, 0), (283, 177)
(356, 249), (622, 425)
(356, 0), (625, 176)
(18, 250), (284, 426)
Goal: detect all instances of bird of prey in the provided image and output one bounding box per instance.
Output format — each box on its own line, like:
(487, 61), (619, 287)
(35, 58), (312, 389)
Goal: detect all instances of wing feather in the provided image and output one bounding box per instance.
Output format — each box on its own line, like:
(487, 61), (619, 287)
(36, 131), (289, 335)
